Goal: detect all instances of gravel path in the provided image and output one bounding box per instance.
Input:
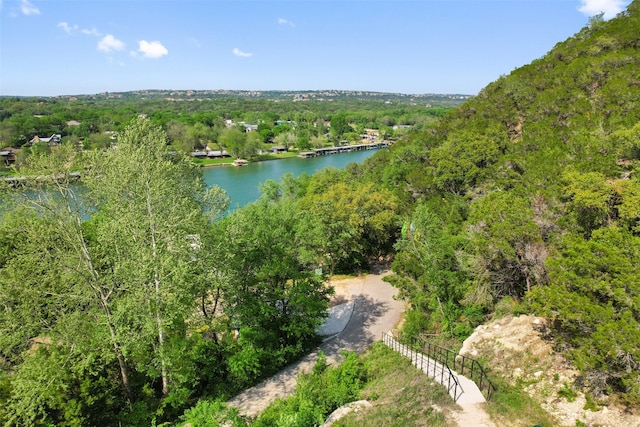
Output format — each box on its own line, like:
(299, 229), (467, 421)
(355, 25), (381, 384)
(228, 269), (406, 418)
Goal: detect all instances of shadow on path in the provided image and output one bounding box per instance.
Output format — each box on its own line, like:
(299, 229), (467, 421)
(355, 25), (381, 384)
(228, 271), (405, 418)
(322, 295), (389, 358)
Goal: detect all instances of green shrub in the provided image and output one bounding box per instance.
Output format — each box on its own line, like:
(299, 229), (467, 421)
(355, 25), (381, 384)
(253, 350), (367, 427)
(178, 400), (246, 427)
(558, 383), (578, 402)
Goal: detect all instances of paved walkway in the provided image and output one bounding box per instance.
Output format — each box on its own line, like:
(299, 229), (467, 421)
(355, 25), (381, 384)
(382, 334), (486, 403)
(382, 333), (495, 427)
(228, 269), (406, 418)
(452, 402), (495, 427)
(227, 270), (495, 426)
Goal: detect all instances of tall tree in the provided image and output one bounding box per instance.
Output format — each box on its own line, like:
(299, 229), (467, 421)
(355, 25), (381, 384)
(390, 202), (477, 338)
(84, 117), (224, 397)
(219, 127), (247, 158)
(529, 226), (640, 403)
(0, 144), (135, 424)
(214, 200), (332, 385)
(329, 114), (352, 142)
(274, 131), (297, 150)
(298, 177), (400, 273)
(0, 118), (227, 424)
(467, 190), (548, 298)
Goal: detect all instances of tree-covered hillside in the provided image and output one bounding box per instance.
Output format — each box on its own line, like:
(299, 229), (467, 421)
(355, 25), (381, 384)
(2, 2), (640, 425)
(363, 2), (640, 406)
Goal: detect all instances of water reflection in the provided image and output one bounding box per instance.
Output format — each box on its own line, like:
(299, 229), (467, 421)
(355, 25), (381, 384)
(202, 149), (381, 209)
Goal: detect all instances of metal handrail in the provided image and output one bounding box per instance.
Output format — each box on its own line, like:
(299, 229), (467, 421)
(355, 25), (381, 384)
(394, 332), (497, 401)
(382, 332), (463, 402)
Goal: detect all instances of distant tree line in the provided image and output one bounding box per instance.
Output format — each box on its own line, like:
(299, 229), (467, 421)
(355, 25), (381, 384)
(0, 95), (452, 161)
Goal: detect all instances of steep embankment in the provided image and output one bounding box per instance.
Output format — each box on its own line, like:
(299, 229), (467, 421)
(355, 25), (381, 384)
(367, 0), (640, 409)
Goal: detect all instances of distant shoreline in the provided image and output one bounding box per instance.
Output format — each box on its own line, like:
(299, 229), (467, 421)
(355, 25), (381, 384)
(195, 141), (390, 168)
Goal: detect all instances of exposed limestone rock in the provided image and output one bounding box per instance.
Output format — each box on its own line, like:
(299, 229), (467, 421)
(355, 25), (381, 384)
(321, 400), (372, 426)
(460, 315), (640, 427)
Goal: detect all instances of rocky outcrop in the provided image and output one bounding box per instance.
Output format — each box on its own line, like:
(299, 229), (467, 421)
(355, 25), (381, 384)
(461, 315), (639, 427)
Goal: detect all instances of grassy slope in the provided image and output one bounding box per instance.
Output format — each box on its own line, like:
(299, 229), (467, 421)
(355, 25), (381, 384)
(333, 343), (456, 426)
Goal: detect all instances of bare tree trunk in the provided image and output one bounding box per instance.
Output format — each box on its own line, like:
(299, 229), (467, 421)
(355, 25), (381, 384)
(102, 301), (134, 402)
(56, 186), (135, 404)
(155, 276), (169, 396)
(147, 182), (170, 396)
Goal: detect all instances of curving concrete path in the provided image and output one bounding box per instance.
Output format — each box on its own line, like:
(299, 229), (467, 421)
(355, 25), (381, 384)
(228, 268), (406, 418)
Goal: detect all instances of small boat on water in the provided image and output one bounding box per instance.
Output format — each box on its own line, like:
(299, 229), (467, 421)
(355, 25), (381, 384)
(233, 158), (249, 166)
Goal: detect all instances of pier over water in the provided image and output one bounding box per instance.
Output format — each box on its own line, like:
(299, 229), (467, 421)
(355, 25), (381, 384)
(300, 141), (390, 158)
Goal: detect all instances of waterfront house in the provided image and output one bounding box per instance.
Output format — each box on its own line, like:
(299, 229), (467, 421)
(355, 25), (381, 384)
(206, 150), (231, 158)
(191, 151), (207, 158)
(272, 146), (288, 154)
(29, 134), (62, 146)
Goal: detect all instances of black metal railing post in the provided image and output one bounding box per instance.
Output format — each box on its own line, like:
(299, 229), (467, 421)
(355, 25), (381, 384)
(381, 331), (493, 402)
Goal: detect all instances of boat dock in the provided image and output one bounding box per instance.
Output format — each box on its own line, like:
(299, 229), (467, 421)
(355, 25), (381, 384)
(298, 141), (390, 158)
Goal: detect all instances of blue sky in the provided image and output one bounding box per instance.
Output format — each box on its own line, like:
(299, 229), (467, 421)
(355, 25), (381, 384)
(0, 0), (632, 96)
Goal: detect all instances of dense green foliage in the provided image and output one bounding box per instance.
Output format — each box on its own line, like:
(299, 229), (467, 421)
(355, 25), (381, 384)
(213, 200), (333, 386)
(2, 1), (640, 423)
(0, 116), (401, 424)
(0, 91), (456, 162)
(178, 342), (455, 427)
(0, 120), (345, 425)
(248, 342), (460, 427)
(252, 351), (366, 427)
(364, 1), (640, 407)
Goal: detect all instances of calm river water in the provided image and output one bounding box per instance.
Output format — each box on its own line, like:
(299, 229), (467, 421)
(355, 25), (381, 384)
(202, 149), (382, 209)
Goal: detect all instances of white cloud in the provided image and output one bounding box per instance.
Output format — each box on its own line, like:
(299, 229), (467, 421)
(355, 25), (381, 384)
(98, 34), (125, 53)
(57, 22), (103, 37)
(138, 40), (168, 58)
(278, 17), (295, 27)
(20, 0), (39, 15)
(57, 22), (78, 34)
(82, 27), (102, 37)
(233, 48), (253, 57)
(578, 0), (629, 20)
